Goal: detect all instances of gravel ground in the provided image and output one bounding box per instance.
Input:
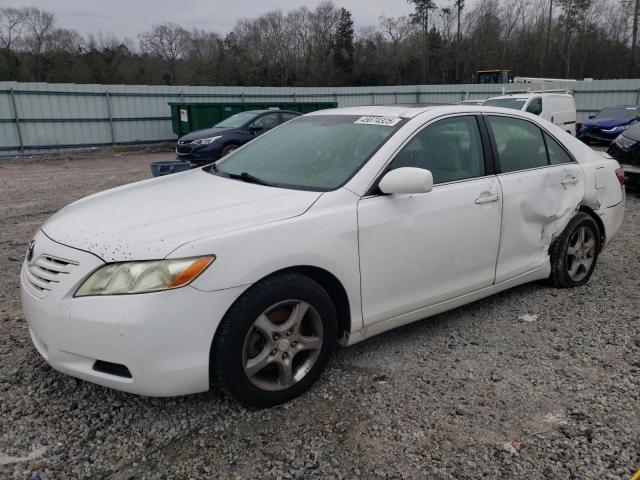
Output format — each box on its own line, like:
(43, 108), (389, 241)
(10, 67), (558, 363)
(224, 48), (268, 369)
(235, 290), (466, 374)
(0, 150), (638, 479)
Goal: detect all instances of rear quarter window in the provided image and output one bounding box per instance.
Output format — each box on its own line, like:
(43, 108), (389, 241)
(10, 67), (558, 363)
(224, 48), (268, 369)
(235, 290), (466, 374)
(544, 132), (574, 165)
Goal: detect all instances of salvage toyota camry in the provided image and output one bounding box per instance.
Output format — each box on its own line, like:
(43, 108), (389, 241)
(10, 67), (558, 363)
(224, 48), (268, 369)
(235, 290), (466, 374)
(21, 105), (625, 407)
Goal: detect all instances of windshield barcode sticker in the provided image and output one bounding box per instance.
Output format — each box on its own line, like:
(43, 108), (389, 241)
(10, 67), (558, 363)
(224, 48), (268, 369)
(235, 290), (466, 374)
(354, 116), (402, 126)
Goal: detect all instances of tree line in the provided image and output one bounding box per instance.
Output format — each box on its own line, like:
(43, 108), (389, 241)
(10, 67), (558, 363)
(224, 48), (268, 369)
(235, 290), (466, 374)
(0, 0), (637, 87)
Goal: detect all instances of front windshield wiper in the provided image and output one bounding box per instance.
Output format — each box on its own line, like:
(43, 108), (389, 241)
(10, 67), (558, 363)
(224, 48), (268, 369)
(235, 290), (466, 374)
(225, 171), (273, 186)
(206, 164), (270, 186)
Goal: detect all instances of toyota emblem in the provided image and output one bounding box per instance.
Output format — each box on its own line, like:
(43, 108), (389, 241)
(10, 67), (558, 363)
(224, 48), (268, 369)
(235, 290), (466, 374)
(26, 240), (35, 262)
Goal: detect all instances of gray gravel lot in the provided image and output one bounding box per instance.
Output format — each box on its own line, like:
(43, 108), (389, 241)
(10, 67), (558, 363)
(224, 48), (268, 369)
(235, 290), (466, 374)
(0, 150), (638, 479)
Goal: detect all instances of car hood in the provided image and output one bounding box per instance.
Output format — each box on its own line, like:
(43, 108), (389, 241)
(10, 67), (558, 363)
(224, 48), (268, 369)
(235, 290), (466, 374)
(180, 127), (235, 141)
(582, 118), (634, 129)
(42, 169), (322, 262)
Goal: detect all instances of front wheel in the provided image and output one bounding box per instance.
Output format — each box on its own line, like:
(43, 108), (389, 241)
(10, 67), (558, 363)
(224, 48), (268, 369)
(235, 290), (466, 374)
(549, 212), (601, 288)
(221, 144), (239, 157)
(211, 273), (337, 407)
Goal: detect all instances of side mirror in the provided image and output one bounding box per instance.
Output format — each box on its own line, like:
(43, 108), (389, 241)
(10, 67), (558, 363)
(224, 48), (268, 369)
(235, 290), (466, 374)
(588, 115), (595, 119)
(249, 125), (264, 134)
(379, 167), (433, 195)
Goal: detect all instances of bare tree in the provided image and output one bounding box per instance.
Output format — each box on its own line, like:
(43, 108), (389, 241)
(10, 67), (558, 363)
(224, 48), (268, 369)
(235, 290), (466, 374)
(632, 0), (639, 73)
(21, 8), (55, 80)
(139, 23), (190, 84)
(0, 8), (27, 50)
(408, 0), (437, 83)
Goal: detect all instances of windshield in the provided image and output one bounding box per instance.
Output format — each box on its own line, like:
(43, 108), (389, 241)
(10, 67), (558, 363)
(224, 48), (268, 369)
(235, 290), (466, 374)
(214, 111), (259, 128)
(596, 106), (638, 119)
(482, 98), (527, 110)
(215, 115), (404, 191)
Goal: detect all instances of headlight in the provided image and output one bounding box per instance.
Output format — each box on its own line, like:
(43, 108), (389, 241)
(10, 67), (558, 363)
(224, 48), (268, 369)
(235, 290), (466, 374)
(603, 125), (629, 132)
(192, 136), (222, 145)
(75, 256), (214, 297)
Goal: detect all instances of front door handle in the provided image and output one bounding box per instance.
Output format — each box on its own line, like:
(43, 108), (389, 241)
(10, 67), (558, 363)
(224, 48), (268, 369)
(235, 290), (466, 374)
(561, 176), (578, 186)
(475, 194), (500, 204)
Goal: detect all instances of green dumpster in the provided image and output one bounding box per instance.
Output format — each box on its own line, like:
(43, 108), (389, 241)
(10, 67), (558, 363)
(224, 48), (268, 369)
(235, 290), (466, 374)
(169, 102), (338, 137)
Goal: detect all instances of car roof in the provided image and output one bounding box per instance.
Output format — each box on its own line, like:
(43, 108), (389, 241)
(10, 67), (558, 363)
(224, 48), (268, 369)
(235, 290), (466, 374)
(241, 109), (302, 115)
(307, 105), (442, 119)
(486, 92), (573, 100)
(306, 104), (550, 119)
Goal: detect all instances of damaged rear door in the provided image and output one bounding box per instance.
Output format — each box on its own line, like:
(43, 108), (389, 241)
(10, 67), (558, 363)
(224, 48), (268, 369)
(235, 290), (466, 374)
(485, 114), (585, 283)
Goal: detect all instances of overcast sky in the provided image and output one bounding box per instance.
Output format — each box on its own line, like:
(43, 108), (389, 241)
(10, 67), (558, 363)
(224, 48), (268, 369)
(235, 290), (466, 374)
(2, 0), (416, 39)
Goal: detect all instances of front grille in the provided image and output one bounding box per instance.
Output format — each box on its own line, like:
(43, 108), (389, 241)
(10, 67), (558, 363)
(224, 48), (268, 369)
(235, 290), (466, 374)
(25, 254), (78, 297)
(176, 145), (193, 154)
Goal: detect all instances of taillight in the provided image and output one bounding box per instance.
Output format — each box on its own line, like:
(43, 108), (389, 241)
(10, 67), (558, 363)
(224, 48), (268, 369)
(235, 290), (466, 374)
(615, 167), (625, 186)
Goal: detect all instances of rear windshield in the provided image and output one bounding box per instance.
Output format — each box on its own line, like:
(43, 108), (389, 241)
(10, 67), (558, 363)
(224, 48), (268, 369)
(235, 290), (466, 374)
(216, 115), (404, 191)
(482, 98), (527, 110)
(596, 106), (638, 119)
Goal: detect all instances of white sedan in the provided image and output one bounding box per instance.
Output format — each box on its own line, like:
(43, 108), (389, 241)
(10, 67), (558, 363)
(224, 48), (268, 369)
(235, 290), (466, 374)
(21, 105), (625, 407)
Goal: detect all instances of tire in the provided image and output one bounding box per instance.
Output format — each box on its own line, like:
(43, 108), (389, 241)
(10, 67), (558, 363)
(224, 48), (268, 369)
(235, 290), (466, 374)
(549, 212), (601, 288)
(211, 272), (337, 407)
(221, 144), (239, 157)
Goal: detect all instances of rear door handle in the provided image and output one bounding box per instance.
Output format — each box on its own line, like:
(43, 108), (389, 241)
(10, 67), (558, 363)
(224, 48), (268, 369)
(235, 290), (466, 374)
(475, 194), (500, 204)
(561, 176), (578, 186)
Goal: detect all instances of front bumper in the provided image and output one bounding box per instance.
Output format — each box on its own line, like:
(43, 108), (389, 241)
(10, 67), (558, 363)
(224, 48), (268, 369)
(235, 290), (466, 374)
(579, 129), (621, 144)
(20, 230), (247, 397)
(175, 142), (222, 162)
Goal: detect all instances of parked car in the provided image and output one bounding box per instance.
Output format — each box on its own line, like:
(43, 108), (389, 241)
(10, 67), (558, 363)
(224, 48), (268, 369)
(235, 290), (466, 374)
(175, 109), (302, 165)
(21, 105), (625, 407)
(607, 122), (640, 188)
(482, 92), (577, 135)
(577, 105), (640, 145)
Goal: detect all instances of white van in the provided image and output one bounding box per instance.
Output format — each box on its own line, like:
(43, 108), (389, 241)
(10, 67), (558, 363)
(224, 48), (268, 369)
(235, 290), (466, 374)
(483, 92), (577, 135)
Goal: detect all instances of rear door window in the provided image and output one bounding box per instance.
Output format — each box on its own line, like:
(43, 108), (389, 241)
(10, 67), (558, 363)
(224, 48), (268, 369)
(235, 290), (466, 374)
(487, 116), (548, 173)
(252, 113), (279, 130)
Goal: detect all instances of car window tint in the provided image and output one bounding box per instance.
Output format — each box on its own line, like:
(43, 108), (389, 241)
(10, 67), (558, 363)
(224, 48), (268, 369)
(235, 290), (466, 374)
(253, 113), (279, 130)
(526, 98), (542, 115)
(488, 116), (548, 173)
(281, 113), (299, 123)
(544, 132), (573, 165)
(388, 116), (485, 184)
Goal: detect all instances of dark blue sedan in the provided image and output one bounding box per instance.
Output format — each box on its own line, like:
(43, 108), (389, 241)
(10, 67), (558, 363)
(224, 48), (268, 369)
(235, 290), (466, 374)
(175, 110), (302, 165)
(578, 105), (640, 144)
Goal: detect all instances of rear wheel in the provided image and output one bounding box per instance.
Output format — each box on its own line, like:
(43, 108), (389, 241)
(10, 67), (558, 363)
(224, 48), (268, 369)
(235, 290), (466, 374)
(211, 273), (337, 407)
(549, 212), (601, 288)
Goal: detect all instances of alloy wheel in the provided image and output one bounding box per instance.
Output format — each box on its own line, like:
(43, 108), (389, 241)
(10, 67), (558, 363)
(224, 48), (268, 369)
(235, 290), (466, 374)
(566, 226), (596, 282)
(242, 300), (323, 391)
